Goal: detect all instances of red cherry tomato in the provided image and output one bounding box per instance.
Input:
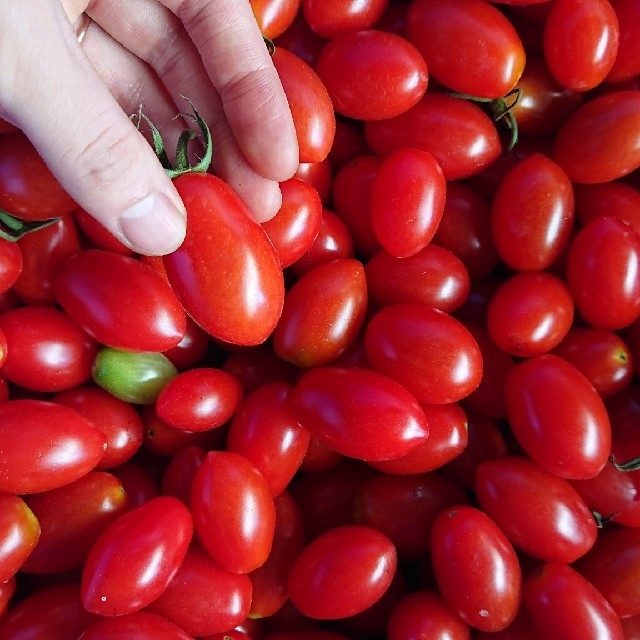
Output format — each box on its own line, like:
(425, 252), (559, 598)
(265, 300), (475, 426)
(315, 29), (428, 121)
(78, 611), (194, 640)
(0, 238), (22, 294)
(407, 0), (525, 98)
(81, 496), (193, 616)
(0, 399), (107, 494)
(190, 451), (276, 574)
(370, 147), (446, 258)
(287, 524), (397, 619)
(250, 0), (301, 39)
(504, 354), (611, 479)
(430, 506), (522, 632)
(289, 366), (429, 461)
(543, 0), (619, 91)
(364, 303), (483, 404)
(0, 494), (40, 583)
(606, 0), (640, 83)
(302, 0), (389, 38)
(163, 173), (285, 346)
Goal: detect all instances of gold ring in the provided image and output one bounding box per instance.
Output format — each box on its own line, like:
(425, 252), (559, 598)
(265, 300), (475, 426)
(76, 13), (92, 44)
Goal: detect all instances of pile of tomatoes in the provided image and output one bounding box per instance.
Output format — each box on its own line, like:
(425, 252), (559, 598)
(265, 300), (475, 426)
(1, 0), (640, 638)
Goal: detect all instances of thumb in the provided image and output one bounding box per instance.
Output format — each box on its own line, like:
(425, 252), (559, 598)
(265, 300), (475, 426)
(0, 2), (186, 256)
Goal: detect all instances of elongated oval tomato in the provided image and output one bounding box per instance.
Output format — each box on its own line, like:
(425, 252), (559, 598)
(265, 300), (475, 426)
(78, 611), (194, 640)
(552, 90), (640, 183)
(288, 366), (429, 461)
(164, 173), (285, 346)
(273, 258), (368, 367)
(364, 303), (483, 404)
(0, 494), (40, 583)
(54, 249), (186, 352)
(81, 496), (193, 616)
(0, 399), (107, 494)
(431, 506), (521, 632)
(370, 147), (446, 258)
(315, 29), (428, 121)
(504, 354), (611, 479)
(287, 525), (397, 619)
(406, 0), (525, 98)
(190, 451), (276, 574)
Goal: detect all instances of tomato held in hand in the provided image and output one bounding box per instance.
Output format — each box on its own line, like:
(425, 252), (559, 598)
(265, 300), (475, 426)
(163, 173), (285, 346)
(287, 525), (397, 619)
(81, 496), (193, 616)
(504, 354), (611, 479)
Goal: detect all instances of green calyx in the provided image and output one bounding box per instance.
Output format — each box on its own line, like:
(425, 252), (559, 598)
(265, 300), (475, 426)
(0, 210), (59, 241)
(132, 97), (213, 178)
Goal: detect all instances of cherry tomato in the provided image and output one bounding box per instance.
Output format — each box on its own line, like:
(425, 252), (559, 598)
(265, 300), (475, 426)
(0, 305), (98, 392)
(54, 249), (186, 352)
(0, 238), (22, 294)
(543, 0), (619, 91)
(274, 8), (328, 68)
(0, 132), (76, 220)
(272, 46), (336, 163)
(163, 173), (285, 346)
(574, 181), (640, 236)
(21, 471), (128, 574)
(606, 0), (640, 83)
(288, 366), (429, 461)
(407, 0), (525, 98)
(552, 90), (640, 183)
(155, 367), (243, 432)
(0, 399), (107, 494)
(303, 0), (389, 38)
(366, 244), (470, 313)
(370, 147), (446, 258)
(160, 444), (206, 506)
(250, 0), (301, 39)
(81, 496), (193, 616)
(503, 354), (611, 479)
(566, 215), (640, 330)
(524, 563), (623, 640)
(0, 494), (40, 583)
(431, 506), (522, 632)
(146, 544), (253, 637)
(190, 451), (276, 574)
(315, 29), (428, 121)
(486, 271), (574, 357)
(273, 258), (368, 367)
(364, 303), (483, 404)
(490, 152), (574, 271)
(73, 206), (135, 255)
(287, 524), (397, 619)
(78, 611), (194, 640)
(365, 93), (502, 180)
(162, 316), (211, 371)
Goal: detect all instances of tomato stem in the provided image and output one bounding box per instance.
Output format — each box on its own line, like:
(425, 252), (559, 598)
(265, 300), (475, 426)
(610, 455), (640, 472)
(0, 210), (59, 241)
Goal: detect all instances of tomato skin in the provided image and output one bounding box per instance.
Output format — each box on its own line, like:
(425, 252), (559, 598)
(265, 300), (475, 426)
(73, 206), (135, 255)
(262, 178), (323, 268)
(503, 354), (611, 479)
(490, 152), (574, 271)
(54, 249), (186, 352)
(81, 496), (193, 616)
(78, 611), (195, 640)
(146, 544), (253, 637)
(272, 47), (336, 163)
(524, 563), (623, 640)
(0, 305), (98, 392)
(273, 258), (368, 367)
(0, 494), (40, 583)
(566, 216), (640, 330)
(0, 399), (107, 494)
(552, 90), (640, 183)
(0, 238), (22, 294)
(287, 525), (397, 619)
(315, 29), (428, 121)
(0, 132), (76, 220)
(288, 366), (429, 461)
(226, 382), (310, 497)
(303, 0), (389, 38)
(606, 0), (640, 83)
(486, 271), (574, 357)
(250, 0), (301, 39)
(155, 367), (243, 433)
(574, 181), (640, 236)
(164, 173), (285, 346)
(21, 471), (128, 574)
(190, 451), (276, 574)
(364, 303), (483, 404)
(475, 457), (597, 564)
(543, 0), (619, 91)
(365, 93), (502, 180)
(407, 0), (525, 98)
(370, 147), (446, 258)
(431, 506), (522, 632)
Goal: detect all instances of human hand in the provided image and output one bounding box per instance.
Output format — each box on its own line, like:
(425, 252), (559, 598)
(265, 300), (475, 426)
(0, 0), (299, 255)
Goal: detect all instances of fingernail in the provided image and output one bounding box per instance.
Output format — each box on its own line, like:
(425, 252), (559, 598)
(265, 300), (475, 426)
(118, 193), (187, 256)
